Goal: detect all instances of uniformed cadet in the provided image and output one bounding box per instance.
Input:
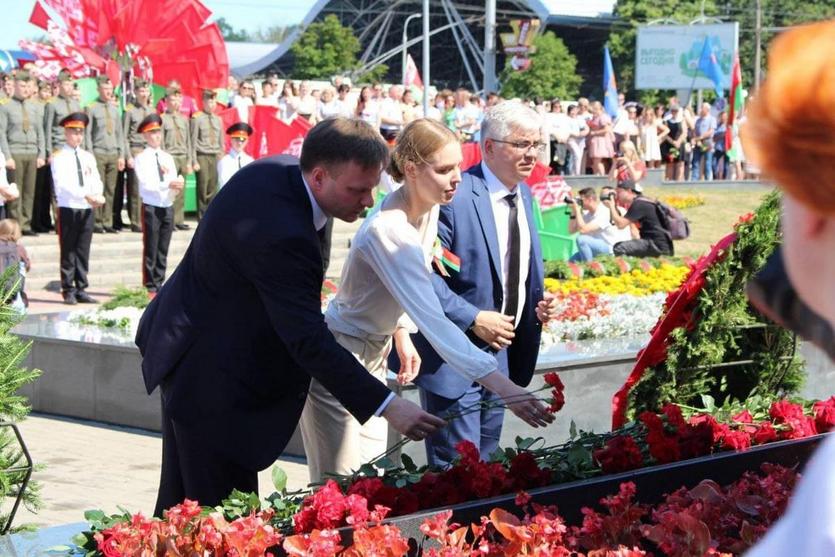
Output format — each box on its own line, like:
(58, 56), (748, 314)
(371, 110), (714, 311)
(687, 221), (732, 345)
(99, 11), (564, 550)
(161, 84), (192, 230)
(86, 76), (125, 233)
(135, 114), (184, 293)
(51, 112), (104, 305)
(45, 70), (81, 156)
(189, 89), (222, 220)
(218, 122), (254, 188)
(121, 79), (155, 232)
(32, 78), (54, 232)
(0, 70), (46, 236)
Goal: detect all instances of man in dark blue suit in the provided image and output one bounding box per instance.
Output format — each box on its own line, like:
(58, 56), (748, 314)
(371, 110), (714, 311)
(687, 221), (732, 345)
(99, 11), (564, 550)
(136, 118), (445, 515)
(410, 101), (556, 467)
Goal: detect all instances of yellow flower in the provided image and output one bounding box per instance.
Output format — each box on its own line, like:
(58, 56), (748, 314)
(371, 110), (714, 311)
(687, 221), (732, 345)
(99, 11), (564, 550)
(546, 264), (688, 296)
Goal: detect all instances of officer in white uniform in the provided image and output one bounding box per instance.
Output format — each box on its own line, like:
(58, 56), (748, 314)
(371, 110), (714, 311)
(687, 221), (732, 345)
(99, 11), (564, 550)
(217, 122), (254, 188)
(134, 114), (184, 293)
(51, 112), (104, 305)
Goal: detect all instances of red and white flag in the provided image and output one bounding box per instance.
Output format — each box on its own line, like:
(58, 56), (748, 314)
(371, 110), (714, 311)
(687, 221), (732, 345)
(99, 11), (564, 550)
(403, 53), (423, 88)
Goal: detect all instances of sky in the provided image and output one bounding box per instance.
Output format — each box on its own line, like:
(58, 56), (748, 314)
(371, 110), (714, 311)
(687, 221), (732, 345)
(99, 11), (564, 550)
(0, 0), (615, 50)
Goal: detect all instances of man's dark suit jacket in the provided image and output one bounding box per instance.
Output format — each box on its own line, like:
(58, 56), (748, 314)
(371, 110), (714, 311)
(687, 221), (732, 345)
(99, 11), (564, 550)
(410, 163), (545, 399)
(136, 155), (391, 471)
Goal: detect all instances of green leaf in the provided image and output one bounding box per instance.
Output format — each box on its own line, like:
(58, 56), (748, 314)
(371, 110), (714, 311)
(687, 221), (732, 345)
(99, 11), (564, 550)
(271, 464), (288, 492)
(569, 420), (578, 440)
(515, 437), (536, 451)
(400, 453), (417, 473)
(700, 394), (716, 413)
(83, 509), (105, 523)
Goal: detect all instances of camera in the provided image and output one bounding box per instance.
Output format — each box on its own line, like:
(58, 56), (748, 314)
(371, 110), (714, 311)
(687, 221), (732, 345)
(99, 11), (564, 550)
(600, 192), (615, 202)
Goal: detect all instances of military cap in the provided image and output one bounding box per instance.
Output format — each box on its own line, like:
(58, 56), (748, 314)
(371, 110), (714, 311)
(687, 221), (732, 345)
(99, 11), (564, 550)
(133, 78), (149, 89)
(202, 89), (217, 100)
(13, 70), (30, 82)
(165, 84), (182, 98)
(57, 69), (73, 82)
(96, 75), (112, 86)
(138, 113), (163, 133)
(226, 122), (254, 139)
(59, 112), (90, 129)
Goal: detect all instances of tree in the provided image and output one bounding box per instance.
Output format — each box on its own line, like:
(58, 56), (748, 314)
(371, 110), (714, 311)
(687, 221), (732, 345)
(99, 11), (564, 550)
(291, 14), (362, 79)
(499, 31), (582, 100)
(215, 17), (251, 42)
(607, 0), (835, 99)
(252, 25), (297, 44)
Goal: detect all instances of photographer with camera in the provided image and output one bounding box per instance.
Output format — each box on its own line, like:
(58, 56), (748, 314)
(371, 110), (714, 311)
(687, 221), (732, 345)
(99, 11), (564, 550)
(604, 179), (673, 257)
(567, 187), (620, 261)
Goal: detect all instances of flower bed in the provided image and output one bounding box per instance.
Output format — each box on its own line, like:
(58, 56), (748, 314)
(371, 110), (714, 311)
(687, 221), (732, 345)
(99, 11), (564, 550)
(659, 194), (706, 210)
(73, 391), (834, 555)
(545, 256), (691, 281)
(545, 264), (689, 297)
(541, 292), (666, 343)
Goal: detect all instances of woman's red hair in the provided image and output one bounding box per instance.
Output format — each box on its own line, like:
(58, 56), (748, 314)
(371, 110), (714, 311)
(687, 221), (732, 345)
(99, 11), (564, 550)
(743, 19), (835, 214)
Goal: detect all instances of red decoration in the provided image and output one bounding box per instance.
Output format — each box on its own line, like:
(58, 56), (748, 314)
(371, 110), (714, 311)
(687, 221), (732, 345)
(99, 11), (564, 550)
(611, 231), (738, 429)
(19, 0), (228, 99)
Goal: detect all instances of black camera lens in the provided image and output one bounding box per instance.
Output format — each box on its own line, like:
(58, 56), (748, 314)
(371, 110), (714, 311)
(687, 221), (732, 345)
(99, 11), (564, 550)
(563, 195), (573, 204)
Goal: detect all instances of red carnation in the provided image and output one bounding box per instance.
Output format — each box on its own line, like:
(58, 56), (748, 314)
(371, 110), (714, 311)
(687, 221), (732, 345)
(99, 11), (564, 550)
(544, 372), (565, 390)
(593, 435), (644, 474)
(814, 397), (835, 432)
(769, 400), (805, 423)
(752, 422), (779, 445)
(721, 429), (752, 451)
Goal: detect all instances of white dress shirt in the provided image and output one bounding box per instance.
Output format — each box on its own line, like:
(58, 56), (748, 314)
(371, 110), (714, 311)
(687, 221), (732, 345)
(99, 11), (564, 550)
(481, 161), (531, 327)
(326, 195), (497, 381)
(135, 147), (179, 208)
(50, 144), (104, 209)
(378, 97), (403, 132)
(218, 149), (254, 188)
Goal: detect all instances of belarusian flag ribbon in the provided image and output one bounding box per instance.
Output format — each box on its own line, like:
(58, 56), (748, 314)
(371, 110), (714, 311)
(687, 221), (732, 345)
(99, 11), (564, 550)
(432, 238), (460, 277)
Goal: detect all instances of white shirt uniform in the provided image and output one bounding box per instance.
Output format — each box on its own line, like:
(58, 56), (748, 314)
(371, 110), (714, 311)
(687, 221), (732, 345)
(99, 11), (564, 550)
(325, 191), (497, 383)
(50, 144), (104, 209)
(134, 147), (179, 208)
(481, 162), (531, 327)
(218, 149), (254, 188)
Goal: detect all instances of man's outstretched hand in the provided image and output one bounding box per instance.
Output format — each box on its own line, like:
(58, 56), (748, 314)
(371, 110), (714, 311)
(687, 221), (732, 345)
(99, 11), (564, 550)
(382, 397), (446, 441)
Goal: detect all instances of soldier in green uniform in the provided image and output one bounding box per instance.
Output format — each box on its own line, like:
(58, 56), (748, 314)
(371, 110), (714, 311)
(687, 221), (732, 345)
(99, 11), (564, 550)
(0, 70), (46, 235)
(189, 89), (222, 220)
(122, 79), (154, 232)
(86, 76), (125, 233)
(161, 84), (193, 230)
(45, 70), (80, 155)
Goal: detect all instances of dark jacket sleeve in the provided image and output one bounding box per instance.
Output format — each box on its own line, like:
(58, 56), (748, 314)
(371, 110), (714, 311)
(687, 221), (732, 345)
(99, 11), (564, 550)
(241, 230), (392, 424)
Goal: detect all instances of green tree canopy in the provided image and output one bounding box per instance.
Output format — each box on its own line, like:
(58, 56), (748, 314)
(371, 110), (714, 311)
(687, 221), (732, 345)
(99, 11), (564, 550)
(499, 31), (582, 100)
(216, 17), (251, 42)
(290, 14), (362, 79)
(608, 0), (835, 100)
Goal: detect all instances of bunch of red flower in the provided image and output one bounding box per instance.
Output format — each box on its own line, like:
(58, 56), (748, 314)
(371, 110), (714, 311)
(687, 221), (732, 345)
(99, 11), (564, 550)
(545, 372), (566, 413)
(94, 499), (282, 557)
(293, 480), (386, 533)
(552, 291), (609, 322)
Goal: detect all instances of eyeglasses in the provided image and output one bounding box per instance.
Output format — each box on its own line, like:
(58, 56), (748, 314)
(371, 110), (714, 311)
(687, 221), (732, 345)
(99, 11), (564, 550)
(491, 139), (546, 153)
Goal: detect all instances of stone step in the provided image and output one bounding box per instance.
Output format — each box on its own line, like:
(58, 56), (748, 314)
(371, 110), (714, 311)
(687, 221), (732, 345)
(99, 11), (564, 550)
(22, 219), (359, 291)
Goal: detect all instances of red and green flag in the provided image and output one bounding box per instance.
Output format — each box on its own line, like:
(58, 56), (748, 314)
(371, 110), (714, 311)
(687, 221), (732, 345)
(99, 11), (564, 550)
(726, 55), (743, 151)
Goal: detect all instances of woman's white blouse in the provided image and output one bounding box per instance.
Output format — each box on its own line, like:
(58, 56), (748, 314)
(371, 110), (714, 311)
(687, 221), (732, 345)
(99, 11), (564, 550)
(325, 202), (497, 381)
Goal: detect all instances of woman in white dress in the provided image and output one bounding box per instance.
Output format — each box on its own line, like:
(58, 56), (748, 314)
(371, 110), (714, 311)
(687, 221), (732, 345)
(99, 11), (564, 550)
(300, 119), (554, 483)
(638, 108), (667, 169)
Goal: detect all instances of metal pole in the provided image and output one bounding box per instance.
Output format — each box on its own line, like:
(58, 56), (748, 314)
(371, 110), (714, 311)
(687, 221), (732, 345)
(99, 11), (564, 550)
(754, 0), (762, 89)
(422, 0), (430, 117)
(484, 0), (497, 94)
(402, 14), (422, 85)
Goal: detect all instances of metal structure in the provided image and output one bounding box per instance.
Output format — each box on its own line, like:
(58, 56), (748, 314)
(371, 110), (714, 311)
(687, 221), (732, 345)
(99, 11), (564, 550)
(261, 0), (551, 92)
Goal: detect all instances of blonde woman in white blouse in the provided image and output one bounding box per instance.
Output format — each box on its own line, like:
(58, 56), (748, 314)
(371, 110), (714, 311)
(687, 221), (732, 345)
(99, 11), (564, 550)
(299, 119), (554, 483)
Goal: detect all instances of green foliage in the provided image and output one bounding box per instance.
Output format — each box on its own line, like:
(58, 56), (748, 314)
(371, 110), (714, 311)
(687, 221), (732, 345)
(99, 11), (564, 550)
(100, 286), (150, 311)
(215, 17), (251, 42)
(291, 14), (362, 79)
(357, 63), (389, 84)
(0, 279), (42, 531)
(628, 191), (804, 417)
(608, 0), (835, 97)
(499, 31), (582, 100)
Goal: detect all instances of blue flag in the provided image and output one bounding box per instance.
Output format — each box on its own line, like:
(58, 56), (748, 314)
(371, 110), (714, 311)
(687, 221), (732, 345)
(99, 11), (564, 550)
(603, 46), (618, 118)
(698, 37), (724, 97)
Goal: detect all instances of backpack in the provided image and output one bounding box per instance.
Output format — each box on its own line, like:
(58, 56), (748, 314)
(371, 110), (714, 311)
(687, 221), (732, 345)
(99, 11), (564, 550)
(635, 197), (691, 241)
